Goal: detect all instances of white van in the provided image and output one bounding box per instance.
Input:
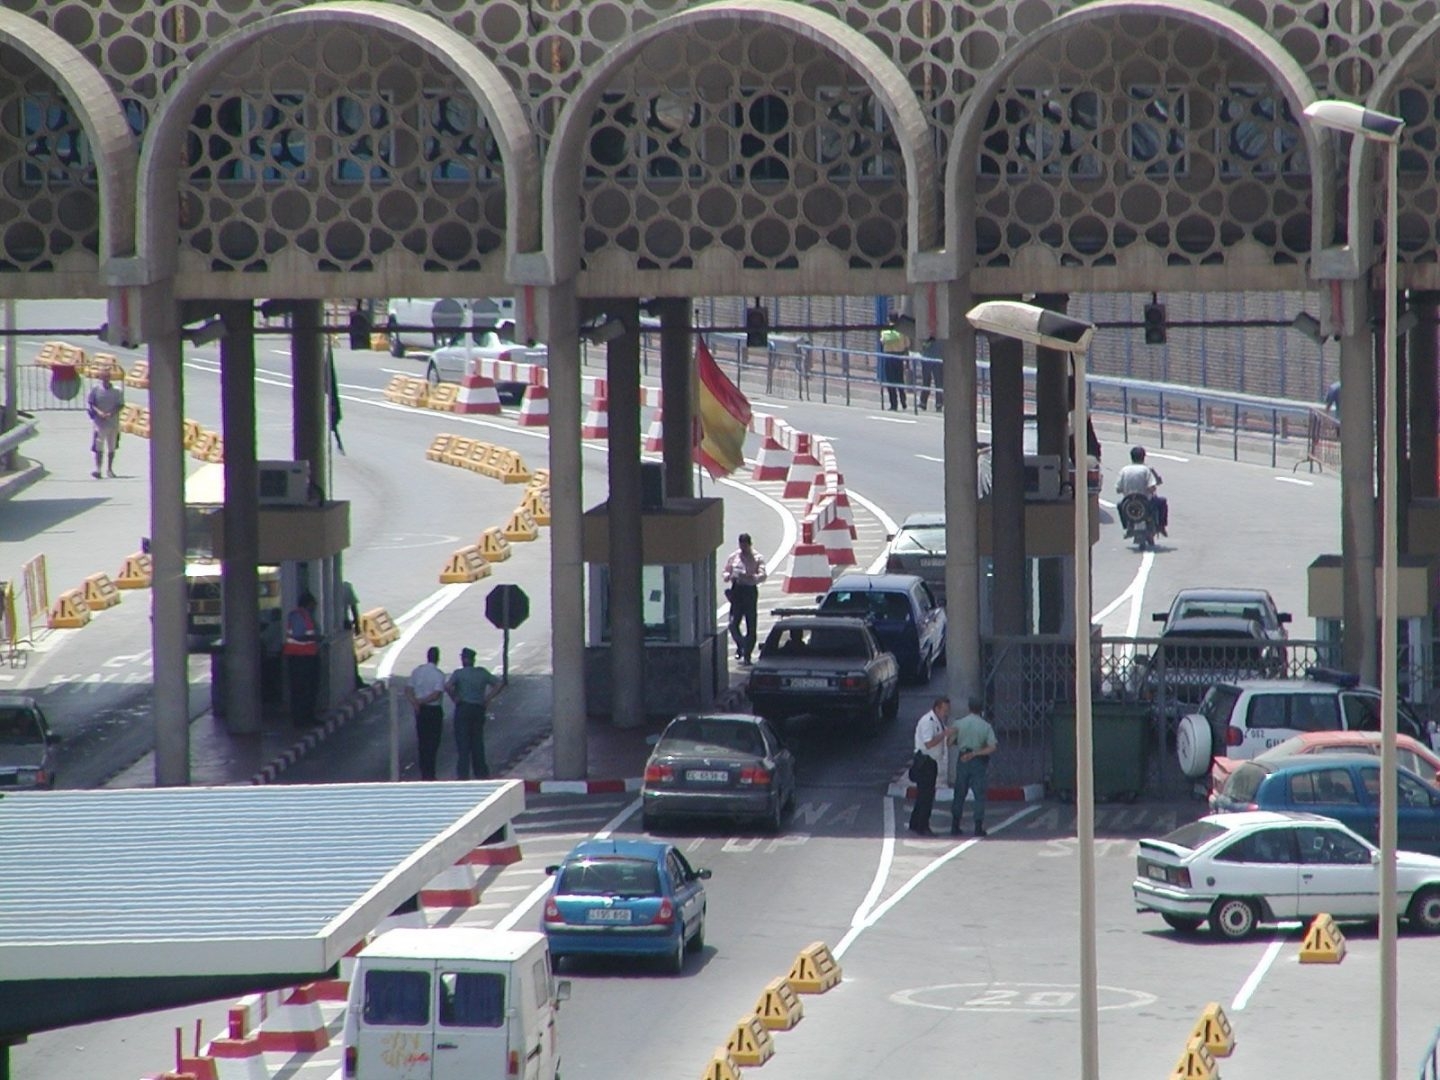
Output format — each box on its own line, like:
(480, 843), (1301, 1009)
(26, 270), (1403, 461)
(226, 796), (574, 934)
(343, 927), (568, 1080)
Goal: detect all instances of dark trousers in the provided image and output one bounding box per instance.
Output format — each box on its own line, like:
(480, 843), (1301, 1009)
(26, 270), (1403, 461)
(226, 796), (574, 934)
(953, 757), (989, 831)
(286, 653), (320, 726)
(454, 702), (489, 779)
(415, 704), (444, 780)
(909, 754), (938, 832)
(918, 361), (943, 411)
(728, 583), (759, 662)
(882, 356), (908, 410)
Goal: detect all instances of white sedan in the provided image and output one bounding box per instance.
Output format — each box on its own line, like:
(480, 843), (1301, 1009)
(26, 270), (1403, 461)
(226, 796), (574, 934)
(1133, 810), (1440, 940)
(425, 333), (548, 403)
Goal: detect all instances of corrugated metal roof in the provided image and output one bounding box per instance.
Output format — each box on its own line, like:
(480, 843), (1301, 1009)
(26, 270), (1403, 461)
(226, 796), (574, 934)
(0, 781), (524, 981)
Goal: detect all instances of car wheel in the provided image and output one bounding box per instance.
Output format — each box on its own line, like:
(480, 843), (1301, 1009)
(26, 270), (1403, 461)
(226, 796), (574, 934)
(388, 322), (404, 357)
(882, 688), (900, 723)
(666, 932), (686, 974)
(915, 652), (933, 685)
(688, 911), (706, 953)
(1161, 914), (1203, 934)
(764, 795), (783, 834)
(425, 361), (440, 387)
(1407, 886), (1440, 933)
(783, 784), (797, 812)
(1209, 897), (1259, 941)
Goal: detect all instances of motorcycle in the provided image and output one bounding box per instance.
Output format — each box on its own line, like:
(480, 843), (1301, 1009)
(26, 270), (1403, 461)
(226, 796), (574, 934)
(1118, 492), (1159, 551)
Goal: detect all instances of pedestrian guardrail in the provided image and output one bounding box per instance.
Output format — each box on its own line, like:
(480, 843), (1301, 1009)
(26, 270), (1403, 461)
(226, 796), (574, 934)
(0, 417), (39, 459)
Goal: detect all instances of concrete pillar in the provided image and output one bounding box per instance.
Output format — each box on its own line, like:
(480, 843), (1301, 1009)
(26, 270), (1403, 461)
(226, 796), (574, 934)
(218, 300), (262, 734)
(607, 300), (645, 729)
(546, 283), (587, 778)
(943, 280), (981, 700)
(1408, 293), (1438, 503)
(291, 300), (327, 493)
(1034, 300), (1069, 635)
(658, 299), (694, 498)
(2, 300), (15, 472)
(146, 289), (190, 785)
(990, 334), (1026, 637)
(1339, 326), (1378, 682)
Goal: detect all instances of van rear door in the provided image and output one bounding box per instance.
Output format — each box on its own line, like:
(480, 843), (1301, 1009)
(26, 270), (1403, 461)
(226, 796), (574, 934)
(431, 961), (511, 1080)
(351, 964), (437, 1079)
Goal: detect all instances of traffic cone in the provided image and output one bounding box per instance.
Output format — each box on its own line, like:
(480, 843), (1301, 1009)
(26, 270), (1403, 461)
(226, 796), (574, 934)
(783, 434), (821, 499)
(453, 367), (502, 415)
(831, 476), (859, 538)
(517, 383), (550, 426)
(821, 507), (857, 566)
(750, 434), (792, 481)
(644, 408), (664, 452)
(581, 395), (609, 439)
(784, 541), (834, 594)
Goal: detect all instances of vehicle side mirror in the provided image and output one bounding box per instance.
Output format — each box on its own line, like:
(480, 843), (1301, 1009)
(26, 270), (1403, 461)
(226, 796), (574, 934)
(46, 733), (62, 745)
(1371, 849), (1382, 864)
(814, 594), (825, 605)
(555, 979), (572, 1003)
(695, 868), (713, 880)
(1151, 613), (1166, 622)
(1279, 613), (1293, 624)
(545, 865), (560, 876)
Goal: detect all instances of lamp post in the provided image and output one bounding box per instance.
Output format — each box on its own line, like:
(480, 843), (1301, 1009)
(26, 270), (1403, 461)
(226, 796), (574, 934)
(965, 300), (1098, 1080)
(1303, 98), (1404, 1080)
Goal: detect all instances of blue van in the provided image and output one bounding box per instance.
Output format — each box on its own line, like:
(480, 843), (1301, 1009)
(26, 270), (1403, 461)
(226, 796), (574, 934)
(816, 573), (946, 683)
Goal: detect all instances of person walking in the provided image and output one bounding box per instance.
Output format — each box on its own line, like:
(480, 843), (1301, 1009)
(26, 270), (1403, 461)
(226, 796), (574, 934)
(722, 533), (767, 665)
(86, 369), (125, 479)
(283, 591), (322, 727)
(917, 338), (944, 412)
(447, 646), (504, 779)
(879, 327), (909, 411)
(950, 695), (997, 836)
(909, 696), (953, 836)
(406, 645), (447, 781)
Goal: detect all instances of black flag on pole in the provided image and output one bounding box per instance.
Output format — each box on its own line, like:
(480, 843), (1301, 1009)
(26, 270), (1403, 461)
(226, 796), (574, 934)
(328, 339), (345, 455)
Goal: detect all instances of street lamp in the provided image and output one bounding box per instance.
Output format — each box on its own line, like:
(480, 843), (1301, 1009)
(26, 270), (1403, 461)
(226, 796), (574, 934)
(1304, 98), (1404, 1080)
(965, 300), (1099, 1080)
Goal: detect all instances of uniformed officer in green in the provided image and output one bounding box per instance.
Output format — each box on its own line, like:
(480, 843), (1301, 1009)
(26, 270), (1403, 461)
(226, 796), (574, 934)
(446, 646), (504, 779)
(950, 695), (997, 836)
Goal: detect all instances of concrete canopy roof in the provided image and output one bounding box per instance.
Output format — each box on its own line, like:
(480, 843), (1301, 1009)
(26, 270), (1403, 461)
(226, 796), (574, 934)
(0, 780), (524, 1039)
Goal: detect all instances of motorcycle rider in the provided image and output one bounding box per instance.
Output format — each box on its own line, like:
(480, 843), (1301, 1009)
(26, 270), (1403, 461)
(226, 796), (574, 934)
(1114, 446), (1168, 536)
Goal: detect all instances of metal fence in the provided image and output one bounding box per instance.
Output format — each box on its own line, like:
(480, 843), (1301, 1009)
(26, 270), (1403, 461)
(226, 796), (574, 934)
(13, 363), (89, 413)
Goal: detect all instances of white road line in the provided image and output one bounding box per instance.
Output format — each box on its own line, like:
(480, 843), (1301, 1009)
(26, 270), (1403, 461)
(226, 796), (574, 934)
(1099, 498), (1116, 510)
(869, 416), (918, 424)
(594, 797), (641, 839)
(1274, 476), (1313, 487)
(846, 486), (898, 536)
(915, 453), (944, 463)
(835, 797), (896, 958)
(495, 880), (552, 932)
(377, 584), (471, 679)
(1231, 937), (1287, 1011)
(1149, 451), (1189, 463)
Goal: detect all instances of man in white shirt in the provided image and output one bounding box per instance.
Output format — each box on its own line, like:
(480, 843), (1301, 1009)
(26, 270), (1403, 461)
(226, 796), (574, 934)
(1113, 445), (1168, 535)
(909, 696), (953, 836)
(722, 533), (767, 665)
(406, 645), (447, 780)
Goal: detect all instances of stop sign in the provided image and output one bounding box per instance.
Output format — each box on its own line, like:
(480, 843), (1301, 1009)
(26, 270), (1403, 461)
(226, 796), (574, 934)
(485, 583), (529, 630)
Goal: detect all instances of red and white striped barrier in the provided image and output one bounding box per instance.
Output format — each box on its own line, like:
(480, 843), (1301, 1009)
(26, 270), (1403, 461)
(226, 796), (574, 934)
(471, 354), (548, 390)
(453, 369), (502, 415)
(821, 498), (857, 566)
(581, 377), (609, 439)
(644, 408), (664, 452)
(257, 987), (329, 1053)
(783, 434), (821, 499)
(421, 860), (483, 909)
(517, 383), (550, 426)
(750, 434), (791, 480)
(829, 475), (858, 539)
(784, 513), (836, 594)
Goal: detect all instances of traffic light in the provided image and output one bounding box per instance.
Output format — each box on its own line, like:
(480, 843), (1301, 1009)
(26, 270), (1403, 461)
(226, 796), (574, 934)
(1143, 300), (1167, 345)
(745, 301), (769, 348)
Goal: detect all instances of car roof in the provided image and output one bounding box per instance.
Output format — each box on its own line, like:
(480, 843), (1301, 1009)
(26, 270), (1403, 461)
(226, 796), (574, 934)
(1280, 730), (1428, 753)
(0, 694), (40, 709)
(1199, 809), (1348, 828)
(564, 838), (669, 861)
(664, 712), (765, 727)
(829, 573), (924, 591)
(898, 512), (945, 529)
(772, 614), (874, 630)
(1210, 677), (1372, 694)
(1171, 588), (1275, 604)
(1244, 752), (1386, 775)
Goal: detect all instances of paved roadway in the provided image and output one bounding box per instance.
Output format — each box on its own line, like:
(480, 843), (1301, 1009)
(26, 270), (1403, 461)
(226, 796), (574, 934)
(17, 302), (1431, 1080)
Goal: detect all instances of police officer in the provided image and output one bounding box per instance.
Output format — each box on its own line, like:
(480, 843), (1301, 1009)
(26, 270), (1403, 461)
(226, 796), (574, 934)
(283, 591), (321, 726)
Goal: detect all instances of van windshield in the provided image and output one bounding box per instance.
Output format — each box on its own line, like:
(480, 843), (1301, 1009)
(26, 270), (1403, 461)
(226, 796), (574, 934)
(556, 857), (661, 898)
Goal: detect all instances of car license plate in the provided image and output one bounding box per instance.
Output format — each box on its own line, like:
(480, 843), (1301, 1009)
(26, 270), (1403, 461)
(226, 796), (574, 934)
(1147, 865), (1167, 882)
(586, 908), (632, 923)
(920, 558), (944, 567)
(787, 677), (829, 689)
(687, 769), (728, 782)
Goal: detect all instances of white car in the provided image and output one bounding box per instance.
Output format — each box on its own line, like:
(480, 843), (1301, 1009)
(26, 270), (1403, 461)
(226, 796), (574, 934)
(1133, 810), (1440, 940)
(426, 333), (548, 403)
(1151, 587), (1291, 644)
(385, 296), (515, 357)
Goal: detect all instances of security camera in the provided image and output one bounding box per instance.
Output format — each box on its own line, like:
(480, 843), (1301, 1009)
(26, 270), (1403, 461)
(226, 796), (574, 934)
(97, 322), (142, 350)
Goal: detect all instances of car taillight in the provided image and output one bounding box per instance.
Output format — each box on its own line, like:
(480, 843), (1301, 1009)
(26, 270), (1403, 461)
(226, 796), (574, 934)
(509, 1049), (520, 1076)
(1173, 868), (1191, 888)
(886, 556), (904, 572)
(645, 763), (674, 784)
(654, 898), (675, 925)
(839, 675), (866, 690)
(345, 1046), (357, 1077)
(543, 898), (561, 922)
(1226, 727), (1243, 747)
(750, 674), (781, 690)
(739, 766), (771, 786)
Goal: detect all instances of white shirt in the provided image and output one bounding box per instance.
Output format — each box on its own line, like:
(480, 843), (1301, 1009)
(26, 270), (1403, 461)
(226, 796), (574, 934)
(914, 709), (948, 774)
(723, 547), (767, 587)
(1114, 463), (1159, 496)
(408, 662), (447, 707)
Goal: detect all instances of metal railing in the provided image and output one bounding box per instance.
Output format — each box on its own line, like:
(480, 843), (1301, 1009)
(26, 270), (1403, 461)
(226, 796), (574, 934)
(1421, 1025), (1440, 1080)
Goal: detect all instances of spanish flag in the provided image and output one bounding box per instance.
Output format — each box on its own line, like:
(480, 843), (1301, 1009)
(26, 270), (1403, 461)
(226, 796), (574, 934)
(695, 337), (751, 478)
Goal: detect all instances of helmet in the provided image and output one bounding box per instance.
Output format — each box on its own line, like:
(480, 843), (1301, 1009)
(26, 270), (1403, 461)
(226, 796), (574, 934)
(1129, 446), (1146, 463)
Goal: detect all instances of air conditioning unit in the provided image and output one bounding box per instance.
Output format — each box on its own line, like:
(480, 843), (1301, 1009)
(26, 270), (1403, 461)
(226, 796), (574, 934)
(256, 460), (312, 506)
(1023, 454), (1062, 501)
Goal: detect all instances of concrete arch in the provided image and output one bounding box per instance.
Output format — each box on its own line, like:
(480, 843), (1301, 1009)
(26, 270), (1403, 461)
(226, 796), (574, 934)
(945, 0), (1328, 276)
(0, 8), (136, 263)
(542, 0), (938, 286)
(135, 0), (539, 283)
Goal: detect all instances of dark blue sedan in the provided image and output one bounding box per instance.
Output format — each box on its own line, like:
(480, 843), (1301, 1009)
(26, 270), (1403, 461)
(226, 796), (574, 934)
(817, 572), (946, 683)
(542, 838), (710, 973)
(1214, 753), (1440, 855)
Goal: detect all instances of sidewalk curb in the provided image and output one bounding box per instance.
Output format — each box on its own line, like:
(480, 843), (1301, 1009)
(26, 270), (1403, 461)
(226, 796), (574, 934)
(524, 777), (643, 794)
(248, 680), (389, 785)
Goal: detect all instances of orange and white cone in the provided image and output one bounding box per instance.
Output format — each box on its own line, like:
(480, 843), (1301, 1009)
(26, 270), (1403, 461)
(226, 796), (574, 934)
(831, 476), (859, 539)
(581, 395), (609, 439)
(822, 512), (857, 567)
(784, 540), (834, 594)
(454, 368), (502, 415)
(644, 408), (664, 452)
(517, 383), (550, 426)
(750, 434), (792, 481)
(257, 987), (329, 1053)
(783, 435), (822, 499)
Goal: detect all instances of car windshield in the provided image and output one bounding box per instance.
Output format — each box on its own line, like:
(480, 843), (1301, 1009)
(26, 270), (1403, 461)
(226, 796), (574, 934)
(0, 706), (43, 743)
(892, 526), (945, 554)
(1157, 820), (1229, 851)
(760, 625), (869, 660)
(1223, 764), (1267, 804)
(1198, 685), (1241, 724)
(659, 719), (763, 757)
(820, 590), (912, 622)
(556, 857), (661, 898)
(1174, 601), (1271, 625)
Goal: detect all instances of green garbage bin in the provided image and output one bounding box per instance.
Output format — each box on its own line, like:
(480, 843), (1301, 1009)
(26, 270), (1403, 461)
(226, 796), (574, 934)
(1049, 701), (1152, 801)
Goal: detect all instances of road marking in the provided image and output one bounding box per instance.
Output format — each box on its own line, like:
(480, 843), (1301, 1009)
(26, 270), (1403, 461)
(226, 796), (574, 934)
(1148, 451), (1189, 463)
(1231, 936), (1287, 1011)
(915, 453), (944, 463)
(1274, 476), (1313, 487)
(868, 415), (917, 424)
(890, 981), (1156, 1014)
(377, 584), (471, 679)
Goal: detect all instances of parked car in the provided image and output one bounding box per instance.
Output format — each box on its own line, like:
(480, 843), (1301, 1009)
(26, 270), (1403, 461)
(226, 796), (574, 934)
(385, 296), (515, 356)
(1152, 587), (1291, 645)
(542, 838), (709, 974)
(1208, 729), (1440, 808)
(426, 333), (548, 403)
(746, 613), (900, 730)
(815, 572), (946, 683)
(0, 694), (58, 790)
(1132, 810), (1440, 940)
(882, 512), (946, 602)
(1176, 668), (1432, 781)
(1212, 753), (1440, 854)
(641, 713), (796, 833)
(1136, 615), (1284, 719)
